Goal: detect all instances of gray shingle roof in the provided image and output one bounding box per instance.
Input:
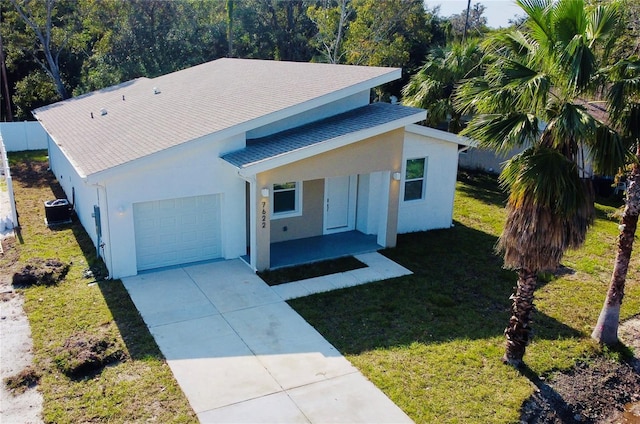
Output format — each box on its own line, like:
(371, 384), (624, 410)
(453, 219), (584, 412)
(33, 58), (400, 177)
(222, 103), (424, 169)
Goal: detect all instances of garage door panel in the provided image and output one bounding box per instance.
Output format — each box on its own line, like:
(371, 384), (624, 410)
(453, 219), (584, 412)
(133, 194), (222, 271)
(181, 215), (198, 227)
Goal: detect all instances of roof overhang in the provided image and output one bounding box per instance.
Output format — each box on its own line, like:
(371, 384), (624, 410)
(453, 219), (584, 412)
(405, 124), (477, 147)
(222, 103), (426, 178)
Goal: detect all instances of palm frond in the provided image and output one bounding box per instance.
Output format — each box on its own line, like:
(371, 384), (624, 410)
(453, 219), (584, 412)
(516, 0), (554, 50)
(587, 125), (635, 175)
(401, 69), (445, 108)
(560, 35), (596, 90)
(497, 58), (551, 112)
(586, 3), (620, 50)
(543, 102), (597, 151)
(484, 30), (534, 58)
(453, 78), (491, 114)
(402, 41), (483, 124)
(500, 146), (587, 215)
(605, 58), (640, 127)
(425, 98), (452, 127)
(461, 113), (539, 154)
(498, 146), (594, 270)
(553, 0), (587, 47)
(498, 190), (594, 271)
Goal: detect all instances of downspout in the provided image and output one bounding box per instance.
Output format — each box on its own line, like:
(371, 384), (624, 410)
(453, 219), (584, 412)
(91, 182), (113, 279)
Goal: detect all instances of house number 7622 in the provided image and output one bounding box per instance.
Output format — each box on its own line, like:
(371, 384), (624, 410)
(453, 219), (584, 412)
(261, 201), (267, 229)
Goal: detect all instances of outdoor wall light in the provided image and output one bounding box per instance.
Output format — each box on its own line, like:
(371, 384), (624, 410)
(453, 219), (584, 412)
(392, 172), (402, 181)
(261, 188), (270, 198)
(117, 206), (126, 216)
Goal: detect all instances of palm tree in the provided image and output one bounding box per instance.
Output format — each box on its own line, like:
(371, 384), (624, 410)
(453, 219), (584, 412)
(592, 58), (640, 345)
(402, 40), (482, 133)
(454, 0), (629, 367)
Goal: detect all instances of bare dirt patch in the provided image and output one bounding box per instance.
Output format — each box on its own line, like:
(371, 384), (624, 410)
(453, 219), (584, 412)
(4, 366), (42, 395)
(520, 316), (640, 423)
(12, 258), (70, 287)
(54, 332), (126, 379)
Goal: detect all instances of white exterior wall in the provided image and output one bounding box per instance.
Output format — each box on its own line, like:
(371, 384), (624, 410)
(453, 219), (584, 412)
(90, 133), (246, 278)
(48, 140), (100, 244)
(397, 131), (460, 233)
(458, 145), (523, 174)
(246, 91), (371, 139)
(50, 131), (247, 279)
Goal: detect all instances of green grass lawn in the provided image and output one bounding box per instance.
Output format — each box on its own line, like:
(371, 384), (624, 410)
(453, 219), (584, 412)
(3, 153), (638, 423)
(2, 152), (197, 423)
(289, 171), (640, 423)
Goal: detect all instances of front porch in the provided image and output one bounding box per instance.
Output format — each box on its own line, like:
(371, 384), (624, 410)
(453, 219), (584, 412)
(222, 103), (425, 272)
(243, 230), (381, 270)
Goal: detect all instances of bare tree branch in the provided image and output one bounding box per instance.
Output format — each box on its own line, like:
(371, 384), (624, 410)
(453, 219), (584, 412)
(9, 0), (68, 98)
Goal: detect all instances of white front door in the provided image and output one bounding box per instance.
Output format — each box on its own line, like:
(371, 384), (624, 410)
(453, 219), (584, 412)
(324, 175), (357, 234)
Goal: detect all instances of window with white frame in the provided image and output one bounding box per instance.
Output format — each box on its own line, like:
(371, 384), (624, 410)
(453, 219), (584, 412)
(404, 157), (427, 201)
(272, 182), (302, 218)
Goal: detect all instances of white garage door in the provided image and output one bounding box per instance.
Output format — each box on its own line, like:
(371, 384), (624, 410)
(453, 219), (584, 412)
(133, 195), (222, 271)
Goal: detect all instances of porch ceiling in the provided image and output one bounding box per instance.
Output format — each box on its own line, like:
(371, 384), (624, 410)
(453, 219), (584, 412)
(221, 103), (425, 176)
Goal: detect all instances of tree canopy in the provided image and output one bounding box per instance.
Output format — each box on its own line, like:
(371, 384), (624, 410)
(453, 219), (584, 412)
(1, 0), (451, 121)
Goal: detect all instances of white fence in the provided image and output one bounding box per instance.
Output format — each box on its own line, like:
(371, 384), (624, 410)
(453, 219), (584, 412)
(0, 136), (18, 232)
(0, 121), (50, 151)
(0, 121), (49, 233)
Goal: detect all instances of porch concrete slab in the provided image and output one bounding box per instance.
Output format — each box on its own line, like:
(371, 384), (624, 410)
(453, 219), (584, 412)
(329, 271), (362, 289)
(347, 265), (388, 284)
(272, 252), (414, 300)
(288, 373), (412, 423)
(197, 392), (310, 423)
(122, 267), (219, 327)
(184, 260), (281, 313)
(299, 274), (340, 294)
(270, 279), (314, 300)
(355, 252), (412, 279)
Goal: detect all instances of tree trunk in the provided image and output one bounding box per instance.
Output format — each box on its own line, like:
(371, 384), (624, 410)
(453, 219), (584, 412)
(226, 0), (234, 58)
(331, 0), (349, 64)
(503, 268), (538, 367)
(592, 148), (640, 345)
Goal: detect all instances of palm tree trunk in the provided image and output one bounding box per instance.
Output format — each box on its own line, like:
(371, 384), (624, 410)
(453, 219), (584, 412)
(592, 150), (639, 345)
(503, 268), (537, 367)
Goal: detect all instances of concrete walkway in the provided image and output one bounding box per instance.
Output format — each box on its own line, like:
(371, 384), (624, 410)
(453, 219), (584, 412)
(122, 253), (413, 423)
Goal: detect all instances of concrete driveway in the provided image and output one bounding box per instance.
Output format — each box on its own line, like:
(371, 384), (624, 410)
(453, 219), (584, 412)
(122, 255), (413, 423)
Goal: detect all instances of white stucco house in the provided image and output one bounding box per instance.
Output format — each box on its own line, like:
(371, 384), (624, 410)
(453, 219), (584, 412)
(33, 58), (472, 278)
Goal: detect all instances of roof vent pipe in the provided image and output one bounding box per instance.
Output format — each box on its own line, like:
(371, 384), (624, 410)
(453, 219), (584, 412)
(153, 87), (160, 95)
(100, 108), (107, 116)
